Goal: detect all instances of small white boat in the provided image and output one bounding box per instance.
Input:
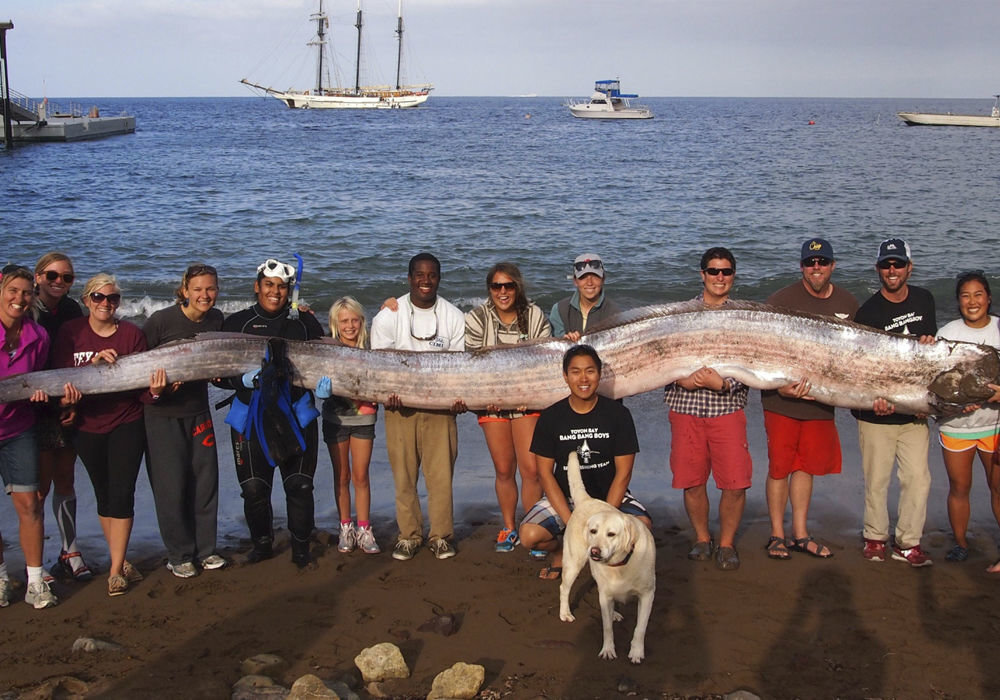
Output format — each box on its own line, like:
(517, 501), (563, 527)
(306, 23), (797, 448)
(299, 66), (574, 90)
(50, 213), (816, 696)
(567, 80), (653, 120)
(897, 95), (1000, 127)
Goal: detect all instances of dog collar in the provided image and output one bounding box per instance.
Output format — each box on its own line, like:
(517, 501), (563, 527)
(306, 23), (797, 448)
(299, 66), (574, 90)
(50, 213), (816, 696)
(607, 545), (635, 567)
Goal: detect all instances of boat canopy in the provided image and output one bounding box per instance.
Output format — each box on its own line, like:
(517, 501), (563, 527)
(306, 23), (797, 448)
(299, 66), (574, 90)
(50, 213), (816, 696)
(593, 79), (637, 98)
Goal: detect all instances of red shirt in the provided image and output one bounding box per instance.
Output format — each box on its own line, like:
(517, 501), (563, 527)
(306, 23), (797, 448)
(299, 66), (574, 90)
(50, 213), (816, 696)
(53, 317), (147, 434)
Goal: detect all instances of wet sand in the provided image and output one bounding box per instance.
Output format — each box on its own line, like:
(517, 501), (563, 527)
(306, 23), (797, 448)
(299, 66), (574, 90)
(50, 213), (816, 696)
(2, 391), (999, 698)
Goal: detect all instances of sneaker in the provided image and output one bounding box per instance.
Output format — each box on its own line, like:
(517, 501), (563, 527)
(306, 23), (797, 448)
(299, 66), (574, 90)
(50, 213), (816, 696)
(427, 537), (456, 560)
(166, 561), (198, 579)
(863, 539), (887, 562)
(495, 527), (519, 553)
(24, 580), (58, 609)
(0, 577), (10, 607)
(198, 554), (228, 570)
(122, 560), (144, 582)
(392, 539), (420, 561)
(892, 543), (933, 567)
(357, 526), (381, 555)
(338, 522), (357, 553)
(107, 574), (129, 597)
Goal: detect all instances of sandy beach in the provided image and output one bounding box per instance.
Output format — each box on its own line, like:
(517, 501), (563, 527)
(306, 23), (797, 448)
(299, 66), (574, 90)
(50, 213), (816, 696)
(2, 390), (999, 698)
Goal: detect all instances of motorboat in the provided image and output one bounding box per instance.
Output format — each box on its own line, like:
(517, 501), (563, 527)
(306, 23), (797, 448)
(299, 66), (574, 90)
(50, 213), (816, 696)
(897, 95), (1000, 127)
(567, 80), (653, 120)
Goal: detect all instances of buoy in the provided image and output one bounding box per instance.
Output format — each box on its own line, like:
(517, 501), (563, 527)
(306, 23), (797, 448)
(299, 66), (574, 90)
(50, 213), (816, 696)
(808, 120), (815, 125)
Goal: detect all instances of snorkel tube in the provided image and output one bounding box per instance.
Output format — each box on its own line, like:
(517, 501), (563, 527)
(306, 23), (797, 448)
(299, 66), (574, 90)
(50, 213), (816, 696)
(289, 253), (304, 319)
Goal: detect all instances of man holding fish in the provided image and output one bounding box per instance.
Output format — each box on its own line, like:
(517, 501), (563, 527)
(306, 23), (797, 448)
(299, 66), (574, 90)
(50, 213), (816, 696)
(851, 239), (937, 567)
(761, 238), (858, 560)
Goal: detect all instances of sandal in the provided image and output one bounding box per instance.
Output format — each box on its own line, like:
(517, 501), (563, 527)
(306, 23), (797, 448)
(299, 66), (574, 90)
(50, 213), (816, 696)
(765, 536), (790, 560)
(59, 550), (94, 581)
(988, 558), (1000, 574)
(715, 546), (740, 571)
(537, 565), (562, 581)
(789, 536), (833, 558)
(529, 549), (549, 561)
(945, 545), (969, 562)
(687, 539), (714, 561)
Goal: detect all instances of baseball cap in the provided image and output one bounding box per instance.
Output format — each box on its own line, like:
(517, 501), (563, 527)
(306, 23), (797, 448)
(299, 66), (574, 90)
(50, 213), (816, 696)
(800, 238), (835, 263)
(573, 253), (605, 279)
(876, 238), (911, 264)
(257, 258), (296, 284)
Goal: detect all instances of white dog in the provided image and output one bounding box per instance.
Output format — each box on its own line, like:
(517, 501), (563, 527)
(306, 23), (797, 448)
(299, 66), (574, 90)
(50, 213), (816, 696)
(558, 452), (656, 664)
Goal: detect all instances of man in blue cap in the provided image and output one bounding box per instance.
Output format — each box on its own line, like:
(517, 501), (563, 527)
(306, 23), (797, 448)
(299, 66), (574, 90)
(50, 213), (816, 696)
(760, 238), (858, 560)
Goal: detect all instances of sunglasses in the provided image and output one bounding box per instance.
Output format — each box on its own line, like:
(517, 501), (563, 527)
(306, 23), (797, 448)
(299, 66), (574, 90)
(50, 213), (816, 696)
(703, 267), (734, 277)
(574, 260), (604, 272)
(89, 292), (122, 306)
(877, 259), (908, 270)
(43, 270), (75, 284)
(802, 257), (832, 268)
(185, 264), (217, 278)
(489, 281), (517, 292)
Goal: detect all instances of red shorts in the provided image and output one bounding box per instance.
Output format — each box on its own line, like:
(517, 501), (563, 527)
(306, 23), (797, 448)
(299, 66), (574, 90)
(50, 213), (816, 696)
(669, 410), (753, 490)
(763, 410), (842, 479)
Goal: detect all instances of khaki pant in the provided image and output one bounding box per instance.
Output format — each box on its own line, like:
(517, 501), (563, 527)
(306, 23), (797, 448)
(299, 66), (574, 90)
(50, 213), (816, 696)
(383, 408), (458, 543)
(857, 420), (931, 548)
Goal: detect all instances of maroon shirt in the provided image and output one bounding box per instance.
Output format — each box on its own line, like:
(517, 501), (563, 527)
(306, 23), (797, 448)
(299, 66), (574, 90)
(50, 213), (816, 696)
(53, 317), (147, 434)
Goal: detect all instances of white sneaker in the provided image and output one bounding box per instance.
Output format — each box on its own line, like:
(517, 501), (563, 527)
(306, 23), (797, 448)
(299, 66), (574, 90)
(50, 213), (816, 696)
(338, 522), (357, 553)
(166, 561), (198, 579)
(0, 577), (10, 607)
(24, 580), (58, 609)
(198, 554), (228, 570)
(357, 526), (381, 555)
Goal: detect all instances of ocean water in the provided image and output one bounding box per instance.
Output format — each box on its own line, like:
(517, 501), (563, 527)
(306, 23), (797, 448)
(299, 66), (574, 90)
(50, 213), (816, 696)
(4, 95), (1000, 323)
(2, 95), (1000, 561)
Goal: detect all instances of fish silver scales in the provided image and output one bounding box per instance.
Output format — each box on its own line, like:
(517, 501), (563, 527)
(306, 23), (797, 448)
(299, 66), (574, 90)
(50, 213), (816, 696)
(1, 303), (996, 414)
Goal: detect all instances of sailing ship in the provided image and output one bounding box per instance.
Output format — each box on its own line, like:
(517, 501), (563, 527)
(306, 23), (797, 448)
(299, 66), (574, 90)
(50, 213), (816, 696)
(241, 0), (432, 110)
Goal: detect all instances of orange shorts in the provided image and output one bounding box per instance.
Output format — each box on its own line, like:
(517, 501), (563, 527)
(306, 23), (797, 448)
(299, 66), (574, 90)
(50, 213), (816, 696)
(763, 410), (842, 479)
(939, 431), (1000, 453)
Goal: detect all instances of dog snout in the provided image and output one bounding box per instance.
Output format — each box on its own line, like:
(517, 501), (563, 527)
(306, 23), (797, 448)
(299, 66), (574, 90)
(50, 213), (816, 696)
(589, 546), (603, 561)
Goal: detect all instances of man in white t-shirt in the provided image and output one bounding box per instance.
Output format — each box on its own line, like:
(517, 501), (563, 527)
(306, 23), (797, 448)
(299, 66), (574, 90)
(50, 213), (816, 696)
(370, 253), (466, 561)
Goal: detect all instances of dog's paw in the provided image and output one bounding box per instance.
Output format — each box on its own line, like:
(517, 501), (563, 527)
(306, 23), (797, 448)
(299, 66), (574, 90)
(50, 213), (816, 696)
(560, 610), (576, 623)
(612, 610), (623, 623)
(628, 643), (645, 664)
(599, 646), (617, 660)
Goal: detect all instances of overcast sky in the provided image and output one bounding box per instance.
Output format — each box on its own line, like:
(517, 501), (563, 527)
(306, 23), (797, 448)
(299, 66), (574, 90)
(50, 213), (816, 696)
(4, 0), (1000, 98)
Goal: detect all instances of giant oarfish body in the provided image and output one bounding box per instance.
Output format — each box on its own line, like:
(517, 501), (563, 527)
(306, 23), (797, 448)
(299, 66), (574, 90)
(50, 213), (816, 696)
(1, 301), (996, 415)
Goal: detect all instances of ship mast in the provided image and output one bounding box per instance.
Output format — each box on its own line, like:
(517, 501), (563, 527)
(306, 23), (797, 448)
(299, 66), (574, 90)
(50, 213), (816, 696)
(354, 0), (363, 95)
(308, 0), (329, 93)
(394, 0), (404, 90)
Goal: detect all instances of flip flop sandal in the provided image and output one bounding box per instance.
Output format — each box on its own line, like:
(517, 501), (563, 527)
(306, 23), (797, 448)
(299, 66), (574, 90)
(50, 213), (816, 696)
(537, 565), (562, 581)
(529, 549), (549, 561)
(765, 536), (790, 560)
(945, 545), (969, 562)
(789, 536), (833, 558)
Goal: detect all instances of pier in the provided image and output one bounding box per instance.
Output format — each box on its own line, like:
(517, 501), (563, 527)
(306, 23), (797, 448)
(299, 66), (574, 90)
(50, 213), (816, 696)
(0, 20), (135, 146)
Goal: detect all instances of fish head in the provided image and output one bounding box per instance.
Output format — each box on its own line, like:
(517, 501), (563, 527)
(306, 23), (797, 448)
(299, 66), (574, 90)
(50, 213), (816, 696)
(928, 347), (1000, 408)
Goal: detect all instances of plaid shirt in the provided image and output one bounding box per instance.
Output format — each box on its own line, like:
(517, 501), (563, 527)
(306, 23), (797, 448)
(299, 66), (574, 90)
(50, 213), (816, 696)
(663, 294), (749, 418)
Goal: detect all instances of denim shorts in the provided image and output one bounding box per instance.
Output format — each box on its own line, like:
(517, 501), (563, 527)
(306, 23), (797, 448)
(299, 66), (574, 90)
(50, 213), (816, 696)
(322, 421), (376, 444)
(0, 427), (40, 494)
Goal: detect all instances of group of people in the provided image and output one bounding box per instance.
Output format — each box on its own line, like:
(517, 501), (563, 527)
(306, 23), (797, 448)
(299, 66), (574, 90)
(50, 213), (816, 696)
(1, 239), (999, 610)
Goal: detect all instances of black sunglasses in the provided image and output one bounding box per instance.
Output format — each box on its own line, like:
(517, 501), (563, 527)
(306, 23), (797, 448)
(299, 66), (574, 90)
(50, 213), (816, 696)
(702, 267), (734, 277)
(89, 292), (122, 306)
(43, 270), (75, 284)
(574, 260), (604, 272)
(489, 281), (517, 291)
(802, 257), (832, 268)
(877, 259), (908, 270)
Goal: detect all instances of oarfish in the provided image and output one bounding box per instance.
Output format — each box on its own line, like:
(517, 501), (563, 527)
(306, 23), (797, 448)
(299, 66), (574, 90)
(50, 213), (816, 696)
(0, 301), (996, 415)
